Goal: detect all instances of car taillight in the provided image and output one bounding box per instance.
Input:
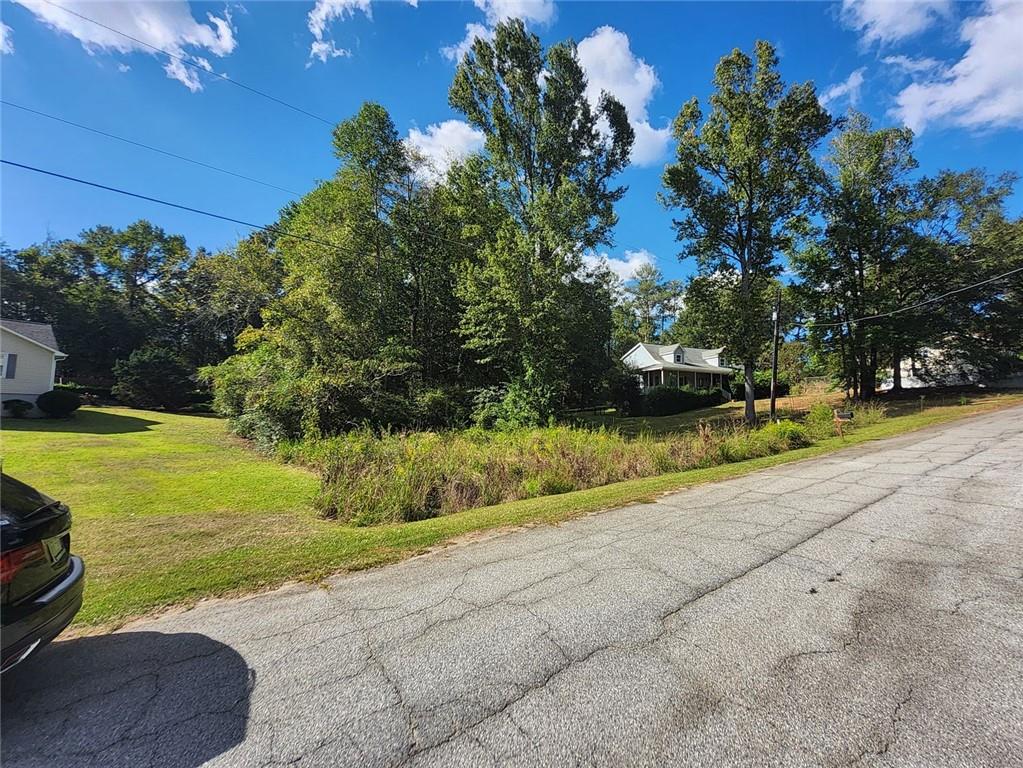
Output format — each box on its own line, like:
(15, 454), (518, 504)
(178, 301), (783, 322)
(0, 542), (46, 584)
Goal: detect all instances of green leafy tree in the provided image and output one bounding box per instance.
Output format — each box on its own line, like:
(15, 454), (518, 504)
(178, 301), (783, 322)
(662, 41), (832, 423)
(169, 235), (284, 366)
(449, 18), (634, 420)
(83, 220), (189, 313)
(620, 263), (683, 343)
(112, 347), (194, 410)
(2, 235), (153, 384)
(792, 113), (918, 398)
(793, 116), (1016, 397)
(204, 102), (474, 438)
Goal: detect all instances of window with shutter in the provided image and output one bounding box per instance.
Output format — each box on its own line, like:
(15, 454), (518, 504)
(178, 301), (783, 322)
(4, 353), (17, 379)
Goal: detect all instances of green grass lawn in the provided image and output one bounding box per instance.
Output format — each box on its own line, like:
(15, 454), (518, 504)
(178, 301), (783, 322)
(2, 394), (1020, 631)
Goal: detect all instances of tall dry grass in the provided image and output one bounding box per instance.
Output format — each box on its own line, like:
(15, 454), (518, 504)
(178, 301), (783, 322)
(283, 418), (820, 526)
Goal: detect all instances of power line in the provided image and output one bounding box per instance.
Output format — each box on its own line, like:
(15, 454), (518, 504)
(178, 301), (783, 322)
(2, 100), (302, 196)
(2, 159), (360, 254)
(2, 159), (475, 259)
(38, 0), (334, 126)
(2, 102), (472, 252)
(801, 265), (1023, 329)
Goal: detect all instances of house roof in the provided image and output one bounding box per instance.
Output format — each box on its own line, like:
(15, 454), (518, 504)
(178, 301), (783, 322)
(0, 319), (64, 354)
(625, 342), (733, 374)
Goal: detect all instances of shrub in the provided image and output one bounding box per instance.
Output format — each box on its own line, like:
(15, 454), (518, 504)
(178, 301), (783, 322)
(203, 343), (433, 447)
(3, 399), (34, 418)
(112, 347), (194, 410)
(413, 387), (470, 430)
(607, 364), (642, 416)
(55, 383), (114, 401)
(36, 389), (81, 417)
(804, 401), (836, 440)
(758, 419), (811, 448)
(472, 377), (556, 430)
(638, 386), (723, 417)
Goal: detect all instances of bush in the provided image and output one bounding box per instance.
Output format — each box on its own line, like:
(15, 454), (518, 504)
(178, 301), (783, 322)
(36, 389), (81, 417)
(112, 347), (194, 410)
(203, 343), (438, 448)
(804, 401), (836, 440)
(55, 383), (114, 401)
(606, 364), (642, 416)
(758, 419), (811, 448)
(3, 399), (34, 418)
(638, 386), (723, 417)
(472, 377), (556, 430)
(412, 387), (470, 430)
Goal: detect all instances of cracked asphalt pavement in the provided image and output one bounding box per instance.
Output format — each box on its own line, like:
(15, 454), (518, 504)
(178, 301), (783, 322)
(3, 407), (1022, 767)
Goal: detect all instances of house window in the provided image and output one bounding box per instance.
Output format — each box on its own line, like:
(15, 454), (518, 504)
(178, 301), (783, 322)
(0, 352), (13, 379)
(674, 354), (682, 363)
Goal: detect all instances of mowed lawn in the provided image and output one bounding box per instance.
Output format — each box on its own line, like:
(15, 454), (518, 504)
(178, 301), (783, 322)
(1, 408), (323, 626)
(3, 395), (1021, 630)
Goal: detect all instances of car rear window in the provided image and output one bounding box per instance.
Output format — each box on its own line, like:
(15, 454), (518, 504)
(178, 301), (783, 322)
(0, 474), (57, 519)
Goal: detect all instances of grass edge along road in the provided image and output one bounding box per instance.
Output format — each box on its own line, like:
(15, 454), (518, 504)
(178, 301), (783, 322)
(3, 394), (1021, 632)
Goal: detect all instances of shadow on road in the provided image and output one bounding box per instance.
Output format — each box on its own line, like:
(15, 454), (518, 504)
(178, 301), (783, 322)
(1, 631), (253, 768)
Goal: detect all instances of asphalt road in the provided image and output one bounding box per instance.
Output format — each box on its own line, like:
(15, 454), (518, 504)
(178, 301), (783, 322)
(3, 406), (1022, 768)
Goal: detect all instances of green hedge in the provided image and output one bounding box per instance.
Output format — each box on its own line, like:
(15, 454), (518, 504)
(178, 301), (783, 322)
(638, 386), (724, 417)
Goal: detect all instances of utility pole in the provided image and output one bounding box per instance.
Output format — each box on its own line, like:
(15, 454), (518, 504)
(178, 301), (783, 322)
(769, 286), (781, 422)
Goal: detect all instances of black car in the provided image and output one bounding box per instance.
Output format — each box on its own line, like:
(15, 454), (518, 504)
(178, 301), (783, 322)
(1, 473), (84, 672)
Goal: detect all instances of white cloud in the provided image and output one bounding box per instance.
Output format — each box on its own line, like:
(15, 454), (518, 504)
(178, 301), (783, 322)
(840, 0), (952, 46)
(441, 0), (554, 62)
(307, 0), (371, 41)
(308, 39), (351, 66)
(475, 0), (555, 26)
(820, 68), (866, 109)
(13, 1), (236, 91)
(881, 54), (943, 75)
(891, 0), (1023, 132)
(441, 22), (492, 63)
(307, 0), (417, 66)
(306, 0), (369, 65)
(117, 62), (131, 73)
(576, 26), (671, 167)
(1, 22), (13, 55)
(406, 120), (486, 179)
(582, 249), (655, 283)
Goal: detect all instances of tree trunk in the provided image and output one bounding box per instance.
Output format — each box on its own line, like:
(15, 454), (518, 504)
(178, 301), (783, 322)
(743, 359), (756, 426)
(859, 347), (878, 401)
(891, 349), (902, 392)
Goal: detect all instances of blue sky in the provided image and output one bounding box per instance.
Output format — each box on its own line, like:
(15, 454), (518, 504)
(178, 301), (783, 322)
(2, 1), (1021, 284)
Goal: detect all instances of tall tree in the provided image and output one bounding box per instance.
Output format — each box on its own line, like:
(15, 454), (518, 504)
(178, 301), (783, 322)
(1, 225), (186, 384)
(623, 263), (682, 343)
(662, 41), (832, 423)
(792, 113), (918, 398)
(204, 102), (476, 437)
(83, 220), (189, 313)
(449, 18), (634, 420)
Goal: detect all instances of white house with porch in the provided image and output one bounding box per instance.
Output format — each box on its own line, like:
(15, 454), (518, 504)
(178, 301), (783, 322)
(621, 343), (735, 394)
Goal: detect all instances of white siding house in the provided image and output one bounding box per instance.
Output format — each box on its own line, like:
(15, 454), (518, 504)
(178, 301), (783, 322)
(1, 320), (67, 415)
(621, 343), (735, 393)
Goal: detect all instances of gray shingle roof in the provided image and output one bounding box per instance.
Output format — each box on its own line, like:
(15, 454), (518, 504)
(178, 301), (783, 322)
(0, 319), (62, 352)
